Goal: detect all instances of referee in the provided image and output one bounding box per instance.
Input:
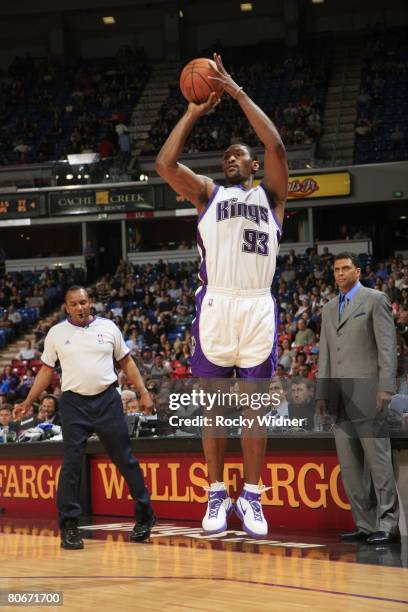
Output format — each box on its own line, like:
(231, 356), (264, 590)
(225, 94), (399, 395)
(21, 286), (156, 549)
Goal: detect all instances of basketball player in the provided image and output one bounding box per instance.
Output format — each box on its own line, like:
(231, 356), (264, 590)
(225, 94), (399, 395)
(156, 54), (288, 537)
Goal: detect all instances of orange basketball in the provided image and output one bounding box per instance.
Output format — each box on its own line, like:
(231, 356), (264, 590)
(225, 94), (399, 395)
(179, 58), (224, 104)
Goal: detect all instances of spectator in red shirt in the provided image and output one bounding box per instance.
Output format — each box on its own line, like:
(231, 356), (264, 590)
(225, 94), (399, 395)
(98, 135), (115, 158)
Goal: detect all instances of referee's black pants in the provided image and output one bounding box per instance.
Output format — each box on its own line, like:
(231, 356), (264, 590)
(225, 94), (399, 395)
(57, 384), (151, 526)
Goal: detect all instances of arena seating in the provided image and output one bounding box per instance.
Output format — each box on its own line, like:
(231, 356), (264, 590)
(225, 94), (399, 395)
(0, 266), (85, 349)
(0, 47), (151, 165)
(354, 27), (408, 164)
(3, 251), (406, 384)
(0, 252), (406, 433)
(142, 40), (331, 155)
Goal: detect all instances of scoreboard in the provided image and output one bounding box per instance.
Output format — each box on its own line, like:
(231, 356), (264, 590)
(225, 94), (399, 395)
(0, 195), (44, 219)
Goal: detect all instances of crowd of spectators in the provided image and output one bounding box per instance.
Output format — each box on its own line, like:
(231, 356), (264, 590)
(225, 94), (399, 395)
(354, 26), (408, 164)
(1, 29), (407, 171)
(1, 250), (407, 439)
(0, 46), (150, 166)
(0, 264), (85, 441)
(0, 264), (84, 350)
(142, 45), (329, 156)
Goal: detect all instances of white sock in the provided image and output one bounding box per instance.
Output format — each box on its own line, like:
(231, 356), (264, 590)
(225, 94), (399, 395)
(243, 482), (260, 494)
(209, 481), (227, 492)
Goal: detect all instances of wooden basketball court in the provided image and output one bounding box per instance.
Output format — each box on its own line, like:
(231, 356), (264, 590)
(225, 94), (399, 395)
(0, 518), (407, 611)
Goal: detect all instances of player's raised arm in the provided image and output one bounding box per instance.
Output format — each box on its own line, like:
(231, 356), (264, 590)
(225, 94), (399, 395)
(155, 95), (218, 212)
(210, 53), (288, 227)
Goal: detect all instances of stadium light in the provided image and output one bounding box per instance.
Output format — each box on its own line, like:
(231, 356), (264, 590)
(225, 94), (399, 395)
(67, 153), (99, 165)
(102, 16), (115, 25)
(312, 0), (324, 4)
(240, 3), (253, 11)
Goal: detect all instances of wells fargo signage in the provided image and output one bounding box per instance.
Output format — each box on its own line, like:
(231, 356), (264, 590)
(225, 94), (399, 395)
(90, 452), (353, 530)
(0, 453), (354, 529)
(0, 459), (62, 515)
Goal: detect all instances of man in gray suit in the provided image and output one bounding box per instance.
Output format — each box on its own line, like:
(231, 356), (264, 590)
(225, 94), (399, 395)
(316, 252), (399, 545)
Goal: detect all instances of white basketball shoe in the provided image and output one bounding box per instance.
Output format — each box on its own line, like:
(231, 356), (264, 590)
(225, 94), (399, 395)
(235, 487), (270, 538)
(202, 487), (233, 534)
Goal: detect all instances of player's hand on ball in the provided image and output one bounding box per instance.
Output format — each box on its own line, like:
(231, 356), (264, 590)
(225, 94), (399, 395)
(188, 91), (220, 117)
(139, 389), (155, 415)
(210, 53), (242, 99)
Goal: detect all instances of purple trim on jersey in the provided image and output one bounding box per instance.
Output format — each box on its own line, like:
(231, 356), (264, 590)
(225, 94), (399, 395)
(118, 350), (131, 362)
(270, 292), (279, 373)
(236, 293), (279, 380)
(191, 287), (233, 379)
(259, 182), (283, 235)
(236, 361), (273, 379)
(196, 228), (208, 286)
(197, 184), (220, 224)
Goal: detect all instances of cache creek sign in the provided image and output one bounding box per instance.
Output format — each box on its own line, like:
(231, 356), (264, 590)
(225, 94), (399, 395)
(49, 187), (155, 215)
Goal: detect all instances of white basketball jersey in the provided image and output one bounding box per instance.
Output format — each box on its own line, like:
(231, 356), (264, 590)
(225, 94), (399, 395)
(197, 183), (282, 290)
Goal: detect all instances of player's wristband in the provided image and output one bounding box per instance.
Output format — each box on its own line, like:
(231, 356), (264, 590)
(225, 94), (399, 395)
(233, 86), (244, 100)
